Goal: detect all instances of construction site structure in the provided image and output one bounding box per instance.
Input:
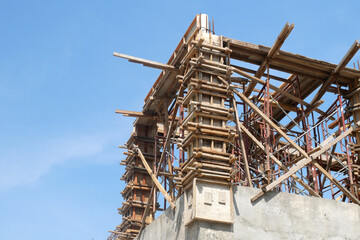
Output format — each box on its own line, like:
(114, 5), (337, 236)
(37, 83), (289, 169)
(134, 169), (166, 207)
(108, 14), (360, 240)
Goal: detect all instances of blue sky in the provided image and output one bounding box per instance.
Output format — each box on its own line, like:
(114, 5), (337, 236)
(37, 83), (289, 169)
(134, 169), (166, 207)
(0, 1), (359, 239)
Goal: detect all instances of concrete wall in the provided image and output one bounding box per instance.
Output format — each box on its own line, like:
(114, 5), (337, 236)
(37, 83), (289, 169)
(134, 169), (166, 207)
(135, 186), (360, 240)
(184, 180), (233, 225)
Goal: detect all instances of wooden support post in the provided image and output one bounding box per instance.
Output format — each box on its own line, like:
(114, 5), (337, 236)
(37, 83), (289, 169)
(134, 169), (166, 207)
(244, 22), (294, 96)
(233, 89), (360, 204)
(232, 96), (253, 187)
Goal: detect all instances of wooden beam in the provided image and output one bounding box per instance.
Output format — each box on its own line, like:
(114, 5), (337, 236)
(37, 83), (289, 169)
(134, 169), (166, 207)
(140, 185), (156, 230)
(113, 52), (177, 71)
(133, 144), (176, 208)
(231, 64), (292, 84)
(232, 67), (328, 117)
(244, 22), (294, 96)
(310, 40), (360, 105)
(257, 97), (299, 112)
(335, 41), (360, 74)
(225, 37), (360, 83)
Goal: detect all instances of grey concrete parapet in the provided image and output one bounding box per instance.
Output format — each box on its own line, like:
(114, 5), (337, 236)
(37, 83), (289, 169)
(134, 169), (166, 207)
(136, 185), (360, 240)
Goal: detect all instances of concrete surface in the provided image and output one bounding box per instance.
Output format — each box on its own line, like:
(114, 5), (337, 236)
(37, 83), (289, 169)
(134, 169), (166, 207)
(184, 179), (233, 225)
(135, 185), (360, 240)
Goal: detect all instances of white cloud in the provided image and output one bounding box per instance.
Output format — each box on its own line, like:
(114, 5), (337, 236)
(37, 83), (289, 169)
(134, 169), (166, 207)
(0, 131), (122, 191)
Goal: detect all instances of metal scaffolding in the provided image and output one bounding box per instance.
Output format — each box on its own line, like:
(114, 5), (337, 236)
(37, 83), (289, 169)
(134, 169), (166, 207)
(108, 14), (360, 240)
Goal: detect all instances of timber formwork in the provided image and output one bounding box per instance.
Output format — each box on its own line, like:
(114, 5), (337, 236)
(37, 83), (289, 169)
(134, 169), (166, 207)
(115, 123), (156, 239)
(108, 14), (360, 240)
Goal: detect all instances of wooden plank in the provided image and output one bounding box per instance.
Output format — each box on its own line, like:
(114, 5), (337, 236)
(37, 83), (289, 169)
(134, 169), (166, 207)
(244, 23), (294, 96)
(134, 145), (175, 208)
(231, 64), (292, 83)
(113, 52), (177, 71)
(310, 40), (360, 105)
(225, 37), (360, 81)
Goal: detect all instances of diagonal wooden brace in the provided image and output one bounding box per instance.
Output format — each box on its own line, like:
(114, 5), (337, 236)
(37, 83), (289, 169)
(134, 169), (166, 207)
(133, 144), (176, 209)
(233, 89), (360, 204)
(310, 40), (360, 106)
(244, 22), (294, 96)
(237, 120), (320, 198)
(251, 126), (356, 202)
